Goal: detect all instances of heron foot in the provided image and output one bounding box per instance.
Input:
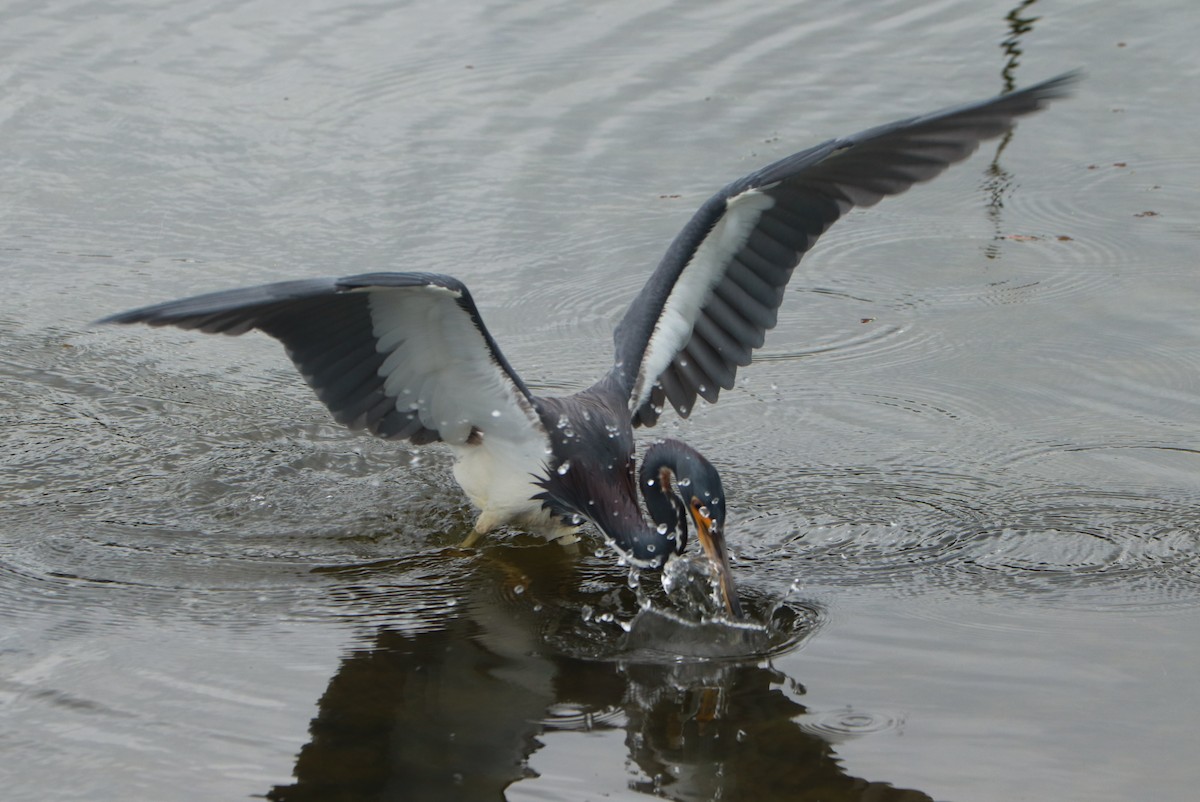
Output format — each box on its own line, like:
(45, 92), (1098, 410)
(459, 529), (486, 549)
(460, 511), (501, 549)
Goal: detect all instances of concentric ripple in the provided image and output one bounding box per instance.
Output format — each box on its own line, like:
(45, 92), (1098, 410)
(734, 454), (1200, 612)
(799, 708), (904, 741)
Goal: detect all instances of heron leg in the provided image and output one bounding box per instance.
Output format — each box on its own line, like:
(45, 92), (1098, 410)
(460, 510), (499, 548)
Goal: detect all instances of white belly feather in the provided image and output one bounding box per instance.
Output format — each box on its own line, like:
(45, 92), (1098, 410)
(450, 434), (577, 540)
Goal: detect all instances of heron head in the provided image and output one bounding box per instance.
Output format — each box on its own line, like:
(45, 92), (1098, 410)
(639, 439), (742, 618)
(532, 428), (743, 618)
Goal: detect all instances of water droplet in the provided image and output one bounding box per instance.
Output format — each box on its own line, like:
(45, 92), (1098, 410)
(678, 477), (692, 488)
(646, 478), (656, 487)
(656, 522), (669, 535)
(736, 729), (748, 743)
(598, 612), (614, 623)
(581, 604), (593, 622)
(679, 359), (689, 367)
(513, 584), (525, 595)
(490, 409), (501, 418)
(556, 460), (572, 475)
(698, 384), (707, 393)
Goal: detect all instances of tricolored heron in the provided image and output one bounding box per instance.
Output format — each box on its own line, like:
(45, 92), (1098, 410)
(100, 73), (1076, 618)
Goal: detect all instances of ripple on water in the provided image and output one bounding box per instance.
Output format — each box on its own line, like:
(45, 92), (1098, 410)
(790, 188), (1125, 328)
(755, 315), (942, 374)
(742, 465), (1001, 570)
(1, 344), (471, 638)
(984, 164), (1139, 268)
(950, 485), (1200, 607)
(1005, 337), (1200, 430)
(470, 546), (826, 663)
(617, 597), (824, 663)
(741, 454), (1200, 613)
(292, 542), (822, 664)
(539, 702), (627, 732)
(799, 708), (904, 742)
(0, 535), (323, 640)
(1052, 157), (1199, 243)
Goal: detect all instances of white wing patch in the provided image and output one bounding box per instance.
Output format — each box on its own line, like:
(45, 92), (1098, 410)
(366, 286), (542, 446)
(631, 187), (776, 411)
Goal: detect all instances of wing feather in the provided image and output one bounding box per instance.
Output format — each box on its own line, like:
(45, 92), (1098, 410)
(611, 72), (1078, 425)
(98, 272), (545, 449)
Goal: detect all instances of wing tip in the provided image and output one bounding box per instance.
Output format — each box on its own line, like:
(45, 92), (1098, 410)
(1024, 69), (1084, 98)
(92, 308), (179, 328)
(92, 311), (131, 327)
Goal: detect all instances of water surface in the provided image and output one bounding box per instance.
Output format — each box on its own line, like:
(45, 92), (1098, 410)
(3, 1), (1199, 800)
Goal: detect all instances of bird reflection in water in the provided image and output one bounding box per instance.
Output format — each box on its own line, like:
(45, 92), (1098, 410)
(266, 545), (930, 802)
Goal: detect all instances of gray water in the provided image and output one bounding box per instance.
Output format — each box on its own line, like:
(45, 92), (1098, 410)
(4, 1), (1199, 800)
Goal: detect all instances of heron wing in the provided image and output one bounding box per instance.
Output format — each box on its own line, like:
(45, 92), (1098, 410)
(99, 272), (545, 447)
(611, 72), (1078, 426)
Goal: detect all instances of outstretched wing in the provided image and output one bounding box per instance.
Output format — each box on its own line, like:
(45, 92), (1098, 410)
(99, 272), (545, 448)
(611, 72), (1079, 426)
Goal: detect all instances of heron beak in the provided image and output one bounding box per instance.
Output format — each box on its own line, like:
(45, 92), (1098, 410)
(689, 499), (744, 618)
